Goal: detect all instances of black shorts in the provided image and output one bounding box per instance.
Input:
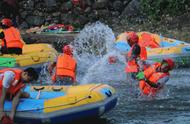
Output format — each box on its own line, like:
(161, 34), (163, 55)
(1, 47), (22, 54)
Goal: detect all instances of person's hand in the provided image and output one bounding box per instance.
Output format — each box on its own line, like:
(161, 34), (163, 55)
(157, 83), (163, 89)
(136, 72), (145, 80)
(73, 81), (77, 86)
(0, 111), (6, 120)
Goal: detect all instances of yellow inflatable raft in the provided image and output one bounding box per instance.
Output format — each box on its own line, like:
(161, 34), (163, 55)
(0, 43), (57, 70)
(115, 32), (190, 66)
(4, 83), (117, 124)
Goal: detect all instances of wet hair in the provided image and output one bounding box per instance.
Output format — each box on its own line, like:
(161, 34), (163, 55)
(131, 44), (141, 57)
(24, 67), (39, 81)
(0, 23), (9, 29)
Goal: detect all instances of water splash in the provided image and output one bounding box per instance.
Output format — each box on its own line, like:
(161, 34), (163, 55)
(72, 21), (127, 84)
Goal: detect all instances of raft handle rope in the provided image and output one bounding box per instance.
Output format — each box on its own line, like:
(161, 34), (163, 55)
(52, 87), (63, 92)
(31, 56), (40, 62)
(17, 84), (105, 112)
(33, 87), (45, 91)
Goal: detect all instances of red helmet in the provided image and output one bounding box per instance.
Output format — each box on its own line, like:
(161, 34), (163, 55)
(163, 58), (175, 70)
(62, 45), (73, 55)
(126, 31), (139, 46)
(1, 18), (13, 27)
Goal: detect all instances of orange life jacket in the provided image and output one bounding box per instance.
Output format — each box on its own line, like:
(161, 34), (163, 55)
(138, 32), (160, 48)
(125, 44), (147, 73)
(52, 54), (77, 83)
(1, 27), (24, 49)
(139, 63), (169, 95)
(0, 68), (25, 97)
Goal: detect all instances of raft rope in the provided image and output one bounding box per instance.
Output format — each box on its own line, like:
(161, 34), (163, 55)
(16, 84), (104, 112)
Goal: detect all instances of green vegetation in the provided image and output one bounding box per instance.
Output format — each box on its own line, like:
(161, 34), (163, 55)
(140, 0), (190, 20)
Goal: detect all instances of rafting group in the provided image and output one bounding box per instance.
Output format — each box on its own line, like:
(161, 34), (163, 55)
(109, 31), (175, 96)
(0, 18), (78, 124)
(0, 18), (179, 124)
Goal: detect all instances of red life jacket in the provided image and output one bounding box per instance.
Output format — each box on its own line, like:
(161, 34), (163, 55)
(0, 68), (25, 97)
(1, 27), (24, 49)
(139, 63), (169, 95)
(52, 54), (77, 83)
(125, 44), (147, 73)
(138, 32), (160, 48)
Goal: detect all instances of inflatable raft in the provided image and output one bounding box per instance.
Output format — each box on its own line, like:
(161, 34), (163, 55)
(4, 84), (117, 124)
(115, 32), (190, 66)
(0, 43), (57, 71)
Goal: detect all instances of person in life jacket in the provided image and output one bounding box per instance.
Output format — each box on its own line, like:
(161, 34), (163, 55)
(125, 31), (147, 79)
(48, 45), (77, 85)
(136, 58), (175, 96)
(0, 67), (38, 124)
(0, 18), (24, 54)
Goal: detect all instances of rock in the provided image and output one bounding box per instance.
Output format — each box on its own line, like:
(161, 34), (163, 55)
(112, 0), (124, 11)
(61, 1), (73, 11)
(20, 11), (28, 19)
(84, 7), (92, 13)
(111, 11), (120, 17)
(52, 12), (61, 17)
(93, 0), (108, 9)
(85, 0), (93, 6)
(61, 13), (74, 24)
(19, 21), (29, 29)
(44, 0), (56, 7)
(26, 16), (44, 26)
(76, 15), (89, 25)
(22, 0), (34, 10)
(96, 9), (110, 18)
(121, 0), (141, 18)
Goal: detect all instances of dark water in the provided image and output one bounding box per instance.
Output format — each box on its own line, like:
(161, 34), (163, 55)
(68, 68), (190, 124)
(49, 22), (190, 124)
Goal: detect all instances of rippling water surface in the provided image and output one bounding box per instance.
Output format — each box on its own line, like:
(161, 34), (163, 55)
(45, 22), (190, 124)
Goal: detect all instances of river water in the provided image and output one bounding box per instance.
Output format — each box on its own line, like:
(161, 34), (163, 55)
(50, 22), (190, 124)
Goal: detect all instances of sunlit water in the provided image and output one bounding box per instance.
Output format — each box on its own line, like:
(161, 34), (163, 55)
(41, 22), (190, 124)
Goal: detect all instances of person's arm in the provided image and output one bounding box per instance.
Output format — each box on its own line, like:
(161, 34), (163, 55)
(157, 76), (169, 88)
(145, 75), (169, 88)
(137, 60), (145, 71)
(0, 71), (15, 119)
(9, 90), (22, 120)
(145, 79), (160, 88)
(48, 61), (56, 74)
(73, 63), (77, 85)
(0, 87), (7, 119)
